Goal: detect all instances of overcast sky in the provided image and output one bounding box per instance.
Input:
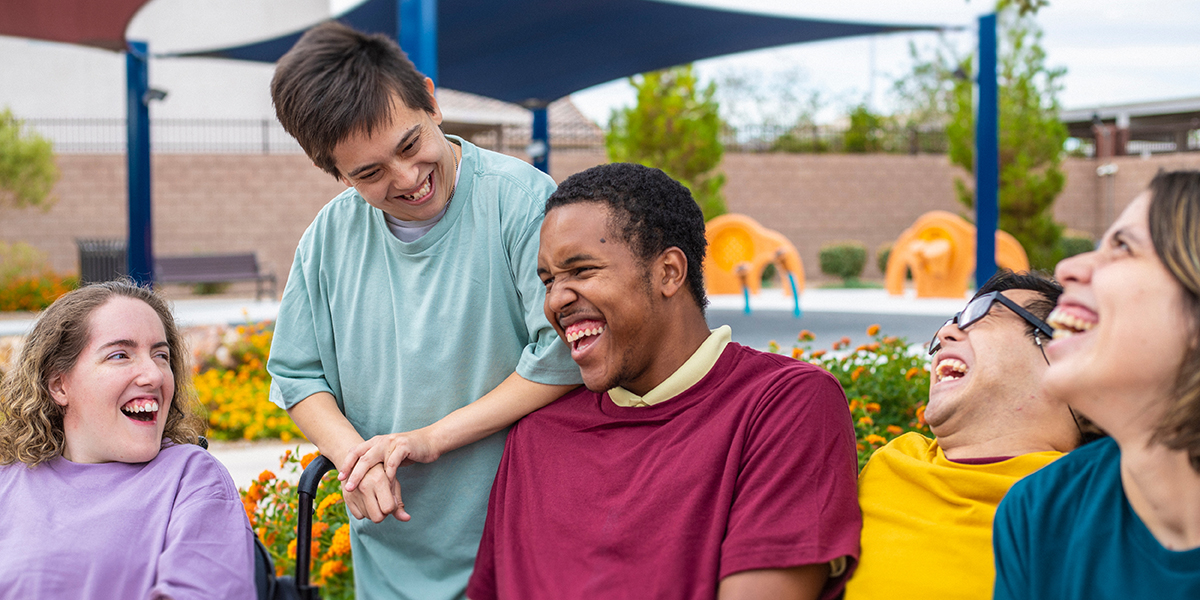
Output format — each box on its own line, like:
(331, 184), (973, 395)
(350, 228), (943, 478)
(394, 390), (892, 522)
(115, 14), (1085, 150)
(570, 0), (1200, 126)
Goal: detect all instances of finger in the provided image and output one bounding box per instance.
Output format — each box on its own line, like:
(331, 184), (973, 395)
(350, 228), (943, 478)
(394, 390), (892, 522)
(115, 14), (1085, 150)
(344, 492), (365, 521)
(339, 442), (384, 480)
(369, 473), (398, 518)
(391, 478), (411, 522)
(343, 451), (385, 492)
(385, 446), (411, 480)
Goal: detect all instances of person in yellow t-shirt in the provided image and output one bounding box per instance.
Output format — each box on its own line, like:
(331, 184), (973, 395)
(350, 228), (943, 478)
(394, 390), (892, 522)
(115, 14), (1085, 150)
(846, 270), (1098, 600)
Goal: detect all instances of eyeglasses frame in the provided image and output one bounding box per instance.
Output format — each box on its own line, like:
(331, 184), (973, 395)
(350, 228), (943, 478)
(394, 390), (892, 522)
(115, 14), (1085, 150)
(927, 291), (1056, 356)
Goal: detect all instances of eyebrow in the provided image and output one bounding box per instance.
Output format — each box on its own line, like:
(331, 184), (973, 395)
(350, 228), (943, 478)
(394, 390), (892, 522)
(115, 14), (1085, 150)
(537, 253), (598, 277)
(345, 124), (421, 178)
(98, 340), (169, 351)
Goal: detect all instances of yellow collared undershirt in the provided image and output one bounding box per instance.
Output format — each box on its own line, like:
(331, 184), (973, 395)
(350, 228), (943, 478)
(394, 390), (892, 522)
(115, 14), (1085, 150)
(607, 326), (732, 407)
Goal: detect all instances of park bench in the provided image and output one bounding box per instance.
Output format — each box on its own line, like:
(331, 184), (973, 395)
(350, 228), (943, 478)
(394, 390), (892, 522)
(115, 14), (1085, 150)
(155, 253), (277, 300)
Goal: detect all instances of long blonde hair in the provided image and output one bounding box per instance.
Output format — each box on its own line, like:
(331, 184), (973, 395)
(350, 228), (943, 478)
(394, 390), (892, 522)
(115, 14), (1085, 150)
(0, 280), (204, 466)
(1147, 170), (1200, 473)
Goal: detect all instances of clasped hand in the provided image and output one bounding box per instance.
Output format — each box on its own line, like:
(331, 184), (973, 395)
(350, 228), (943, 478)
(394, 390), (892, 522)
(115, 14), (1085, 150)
(337, 429), (441, 523)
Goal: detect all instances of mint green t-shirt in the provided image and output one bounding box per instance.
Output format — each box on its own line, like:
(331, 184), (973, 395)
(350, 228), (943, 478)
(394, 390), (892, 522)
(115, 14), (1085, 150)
(268, 138), (580, 599)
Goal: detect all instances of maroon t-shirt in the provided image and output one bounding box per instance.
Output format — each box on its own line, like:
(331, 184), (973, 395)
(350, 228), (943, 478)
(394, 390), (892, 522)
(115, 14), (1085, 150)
(468, 343), (862, 600)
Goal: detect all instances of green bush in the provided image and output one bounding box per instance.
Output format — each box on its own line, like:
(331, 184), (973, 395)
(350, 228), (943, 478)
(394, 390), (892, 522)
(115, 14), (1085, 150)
(819, 242), (868, 284)
(0, 242), (77, 311)
(876, 244), (892, 275)
(1058, 235), (1093, 260)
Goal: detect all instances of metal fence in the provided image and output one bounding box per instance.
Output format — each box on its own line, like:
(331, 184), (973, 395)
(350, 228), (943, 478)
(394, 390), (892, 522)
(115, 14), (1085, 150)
(26, 117), (960, 156)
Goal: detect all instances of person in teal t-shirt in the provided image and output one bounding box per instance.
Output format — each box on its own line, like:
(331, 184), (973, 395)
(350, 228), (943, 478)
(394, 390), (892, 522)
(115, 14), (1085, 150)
(267, 22), (581, 599)
(994, 170), (1200, 598)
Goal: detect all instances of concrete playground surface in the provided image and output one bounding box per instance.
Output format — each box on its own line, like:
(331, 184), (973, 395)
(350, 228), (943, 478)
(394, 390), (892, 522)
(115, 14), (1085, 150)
(1, 288), (971, 490)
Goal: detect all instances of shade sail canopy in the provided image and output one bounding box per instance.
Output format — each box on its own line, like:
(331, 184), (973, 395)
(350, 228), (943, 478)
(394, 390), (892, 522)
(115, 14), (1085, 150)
(0, 0), (152, 50)
(183, 0), (943, 105)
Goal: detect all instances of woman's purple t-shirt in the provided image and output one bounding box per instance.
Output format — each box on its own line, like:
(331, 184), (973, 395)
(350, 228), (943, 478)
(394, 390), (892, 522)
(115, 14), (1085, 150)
(0, 443), (255, 599)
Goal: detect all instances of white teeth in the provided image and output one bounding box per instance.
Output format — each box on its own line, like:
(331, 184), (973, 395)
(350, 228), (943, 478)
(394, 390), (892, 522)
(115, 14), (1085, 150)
(1046, 308), (1096, 339)
(401, 175), (432, 200)
(936, 358), (968, 382)
(565, 325), (606, 343)
(122, 400), (159, 414)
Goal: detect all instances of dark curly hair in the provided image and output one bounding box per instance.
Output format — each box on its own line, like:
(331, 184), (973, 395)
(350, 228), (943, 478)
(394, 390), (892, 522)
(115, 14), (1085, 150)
(546, 163), (708, 313)
(271, 21), (437, 180)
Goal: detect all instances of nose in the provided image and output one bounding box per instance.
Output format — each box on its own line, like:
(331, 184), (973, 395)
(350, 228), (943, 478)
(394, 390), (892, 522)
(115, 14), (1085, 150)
(387, 158), (424, 193)
(1054, 249), (1095, 286)
(134, 354), (166, 389)
(543, 279), (577, 317)
(934, 319), (965, 349)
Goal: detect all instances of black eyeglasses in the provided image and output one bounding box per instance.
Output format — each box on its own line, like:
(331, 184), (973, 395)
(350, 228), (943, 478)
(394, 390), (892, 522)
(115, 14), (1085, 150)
(928, 291), (1055, 356)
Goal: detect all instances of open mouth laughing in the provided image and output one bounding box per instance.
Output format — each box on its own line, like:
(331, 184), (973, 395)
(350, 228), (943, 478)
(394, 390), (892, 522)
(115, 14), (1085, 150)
(120, 398), (160, 423)
(397, 173), (433, 203)
(563, 319), (606, 355)
(1046, 306), (1097, 340)
(934, 357), (968, 384)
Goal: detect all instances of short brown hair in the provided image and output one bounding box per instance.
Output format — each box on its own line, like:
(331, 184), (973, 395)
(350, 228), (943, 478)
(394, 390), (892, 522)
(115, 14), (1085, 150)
(1147, 170), (1200, 472)
(271, 21), (437, 179)
(0, 280), (204, 467)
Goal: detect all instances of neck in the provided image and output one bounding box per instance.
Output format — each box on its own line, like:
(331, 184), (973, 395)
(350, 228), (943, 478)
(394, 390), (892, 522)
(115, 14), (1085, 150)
(623, 310), (711, 397)
(1120, 437), (1200, 550)
(939, 431), (1064, 461)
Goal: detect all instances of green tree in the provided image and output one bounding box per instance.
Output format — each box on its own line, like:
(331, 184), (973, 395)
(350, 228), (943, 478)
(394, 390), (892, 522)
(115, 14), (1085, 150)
(843, 104), (888, 153)
(894, 2), (1068, 269)
(0, 108), (58, 210)
(606, 65), (727, 220)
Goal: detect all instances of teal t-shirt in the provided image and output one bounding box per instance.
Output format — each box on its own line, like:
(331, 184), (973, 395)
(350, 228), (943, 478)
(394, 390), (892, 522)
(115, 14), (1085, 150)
(994, 437), (1200, 599)
(267, 138), (581, 599)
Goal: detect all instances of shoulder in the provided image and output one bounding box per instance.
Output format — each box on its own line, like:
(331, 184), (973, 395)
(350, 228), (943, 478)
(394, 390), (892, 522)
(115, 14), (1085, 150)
(1000, 437), (1118, 520)
(723, 344), (846, 402)
(302, 187), (370, 240)
(461, 141), (556, 206)
(152, 444), (241, 503)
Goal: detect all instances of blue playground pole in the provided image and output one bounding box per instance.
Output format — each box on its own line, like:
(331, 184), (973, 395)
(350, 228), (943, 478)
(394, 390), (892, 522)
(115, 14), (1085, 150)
(126, 41), (153, 287)
(787, 272), (802, 318)
(399, 0), (438, 83)
(975, 13), (999, 288)
(531, 106), (550, 173)
(742, 284), (752, 315)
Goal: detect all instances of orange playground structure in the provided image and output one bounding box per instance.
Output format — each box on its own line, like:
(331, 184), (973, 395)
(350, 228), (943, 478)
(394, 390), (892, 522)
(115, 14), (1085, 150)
(885, 210), (1030, 298)
(704, 214), (804, 296)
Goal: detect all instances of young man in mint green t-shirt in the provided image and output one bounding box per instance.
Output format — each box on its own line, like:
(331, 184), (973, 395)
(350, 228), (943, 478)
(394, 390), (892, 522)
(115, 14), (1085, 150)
(267, 21), (580, 600)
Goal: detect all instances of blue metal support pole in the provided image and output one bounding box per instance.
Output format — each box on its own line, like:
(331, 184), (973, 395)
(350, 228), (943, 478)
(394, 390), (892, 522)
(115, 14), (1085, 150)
(126, 41), (154, 287)
(399, 0), (438, 84)
(975, 13), (999, 288)
(531, 106), (550, 173)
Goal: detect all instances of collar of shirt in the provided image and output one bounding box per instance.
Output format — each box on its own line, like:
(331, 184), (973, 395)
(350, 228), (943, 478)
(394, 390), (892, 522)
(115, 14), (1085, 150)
(607, 325), (732, 408)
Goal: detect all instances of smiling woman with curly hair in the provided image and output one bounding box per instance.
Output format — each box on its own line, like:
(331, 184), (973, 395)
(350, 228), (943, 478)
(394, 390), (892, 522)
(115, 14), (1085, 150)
(0, 280), (254, 599)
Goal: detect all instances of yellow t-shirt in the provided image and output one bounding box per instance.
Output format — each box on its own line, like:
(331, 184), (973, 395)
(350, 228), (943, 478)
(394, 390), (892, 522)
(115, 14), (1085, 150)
(844, 432), (1062, 600)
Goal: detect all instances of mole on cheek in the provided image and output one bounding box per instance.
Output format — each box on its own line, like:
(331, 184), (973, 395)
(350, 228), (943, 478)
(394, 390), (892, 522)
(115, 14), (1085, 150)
(600, 238), (606, 243)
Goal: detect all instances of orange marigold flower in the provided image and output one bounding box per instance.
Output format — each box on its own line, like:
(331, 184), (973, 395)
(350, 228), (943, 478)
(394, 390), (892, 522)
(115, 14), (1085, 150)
(798, 330), (815, 342)
(257, 469), (276, 483)
(855, 344), (868, 352)
(856, 443), (865, 452)
(831, 341), (843, 350)
(916, 405), (927, 426)
(851, 366), (866, 381)
(840, 336), (851, 346)
(810, 350), (827, 359)
(318, 559), (347, 584)
(857, 416), (874, 426)
(326, 525), (352, 558)
(311, 522), (330, 539)
(287, 539), (297, 559)
(866, 324), (880, 336)
(865, 402), (881, 413)
(886, 425), (904, 435)
(301, 451), (320, 469)
(279, 449), (293, 469)
(791, 347), (803, 359)
(865, 434), (887, 445)
(316, 493), (343, 519)
(883, 336), (899, 345)
(905, 367), (922, 381)
(867, 342), (880, 352)
(848, 399), (862, 411)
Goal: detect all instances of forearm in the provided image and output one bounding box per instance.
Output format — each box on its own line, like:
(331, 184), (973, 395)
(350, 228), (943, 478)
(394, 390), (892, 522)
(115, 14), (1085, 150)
(425, 373), (577, 457)
(286, 391), (364, 465)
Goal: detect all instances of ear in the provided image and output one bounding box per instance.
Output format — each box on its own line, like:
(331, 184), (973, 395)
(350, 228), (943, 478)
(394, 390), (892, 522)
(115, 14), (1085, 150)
(424, 78), (444, 125)
(657, 247), (689, 299)
(48, 372), (70, 408)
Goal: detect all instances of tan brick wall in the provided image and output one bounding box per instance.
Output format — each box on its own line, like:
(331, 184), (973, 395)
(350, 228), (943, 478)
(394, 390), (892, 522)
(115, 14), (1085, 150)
(4, 151), (1198, 293)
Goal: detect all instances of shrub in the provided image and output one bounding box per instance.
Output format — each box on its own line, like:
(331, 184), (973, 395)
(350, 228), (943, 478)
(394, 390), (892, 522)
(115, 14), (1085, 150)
(244, 449), (353, 599)
(876, 244), (891, 275)
(770, 326), (931, 469)
(1057, 234), (1093, 260)
(819, 242), (868, 284)
(0, 241), (77, 312)
(194, 322), (303, 442)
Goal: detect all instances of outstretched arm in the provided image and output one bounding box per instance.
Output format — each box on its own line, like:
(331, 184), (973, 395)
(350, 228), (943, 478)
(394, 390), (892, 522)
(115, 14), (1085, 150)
(339, 373), (576, 491)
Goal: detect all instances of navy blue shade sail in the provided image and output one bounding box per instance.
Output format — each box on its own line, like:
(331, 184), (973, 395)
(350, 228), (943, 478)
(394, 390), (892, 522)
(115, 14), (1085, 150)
(180, 0), (943, 105)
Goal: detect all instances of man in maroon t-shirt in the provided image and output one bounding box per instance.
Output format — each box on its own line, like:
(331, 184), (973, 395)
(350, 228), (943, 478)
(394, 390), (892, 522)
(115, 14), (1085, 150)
(467, 163), (861, 600)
